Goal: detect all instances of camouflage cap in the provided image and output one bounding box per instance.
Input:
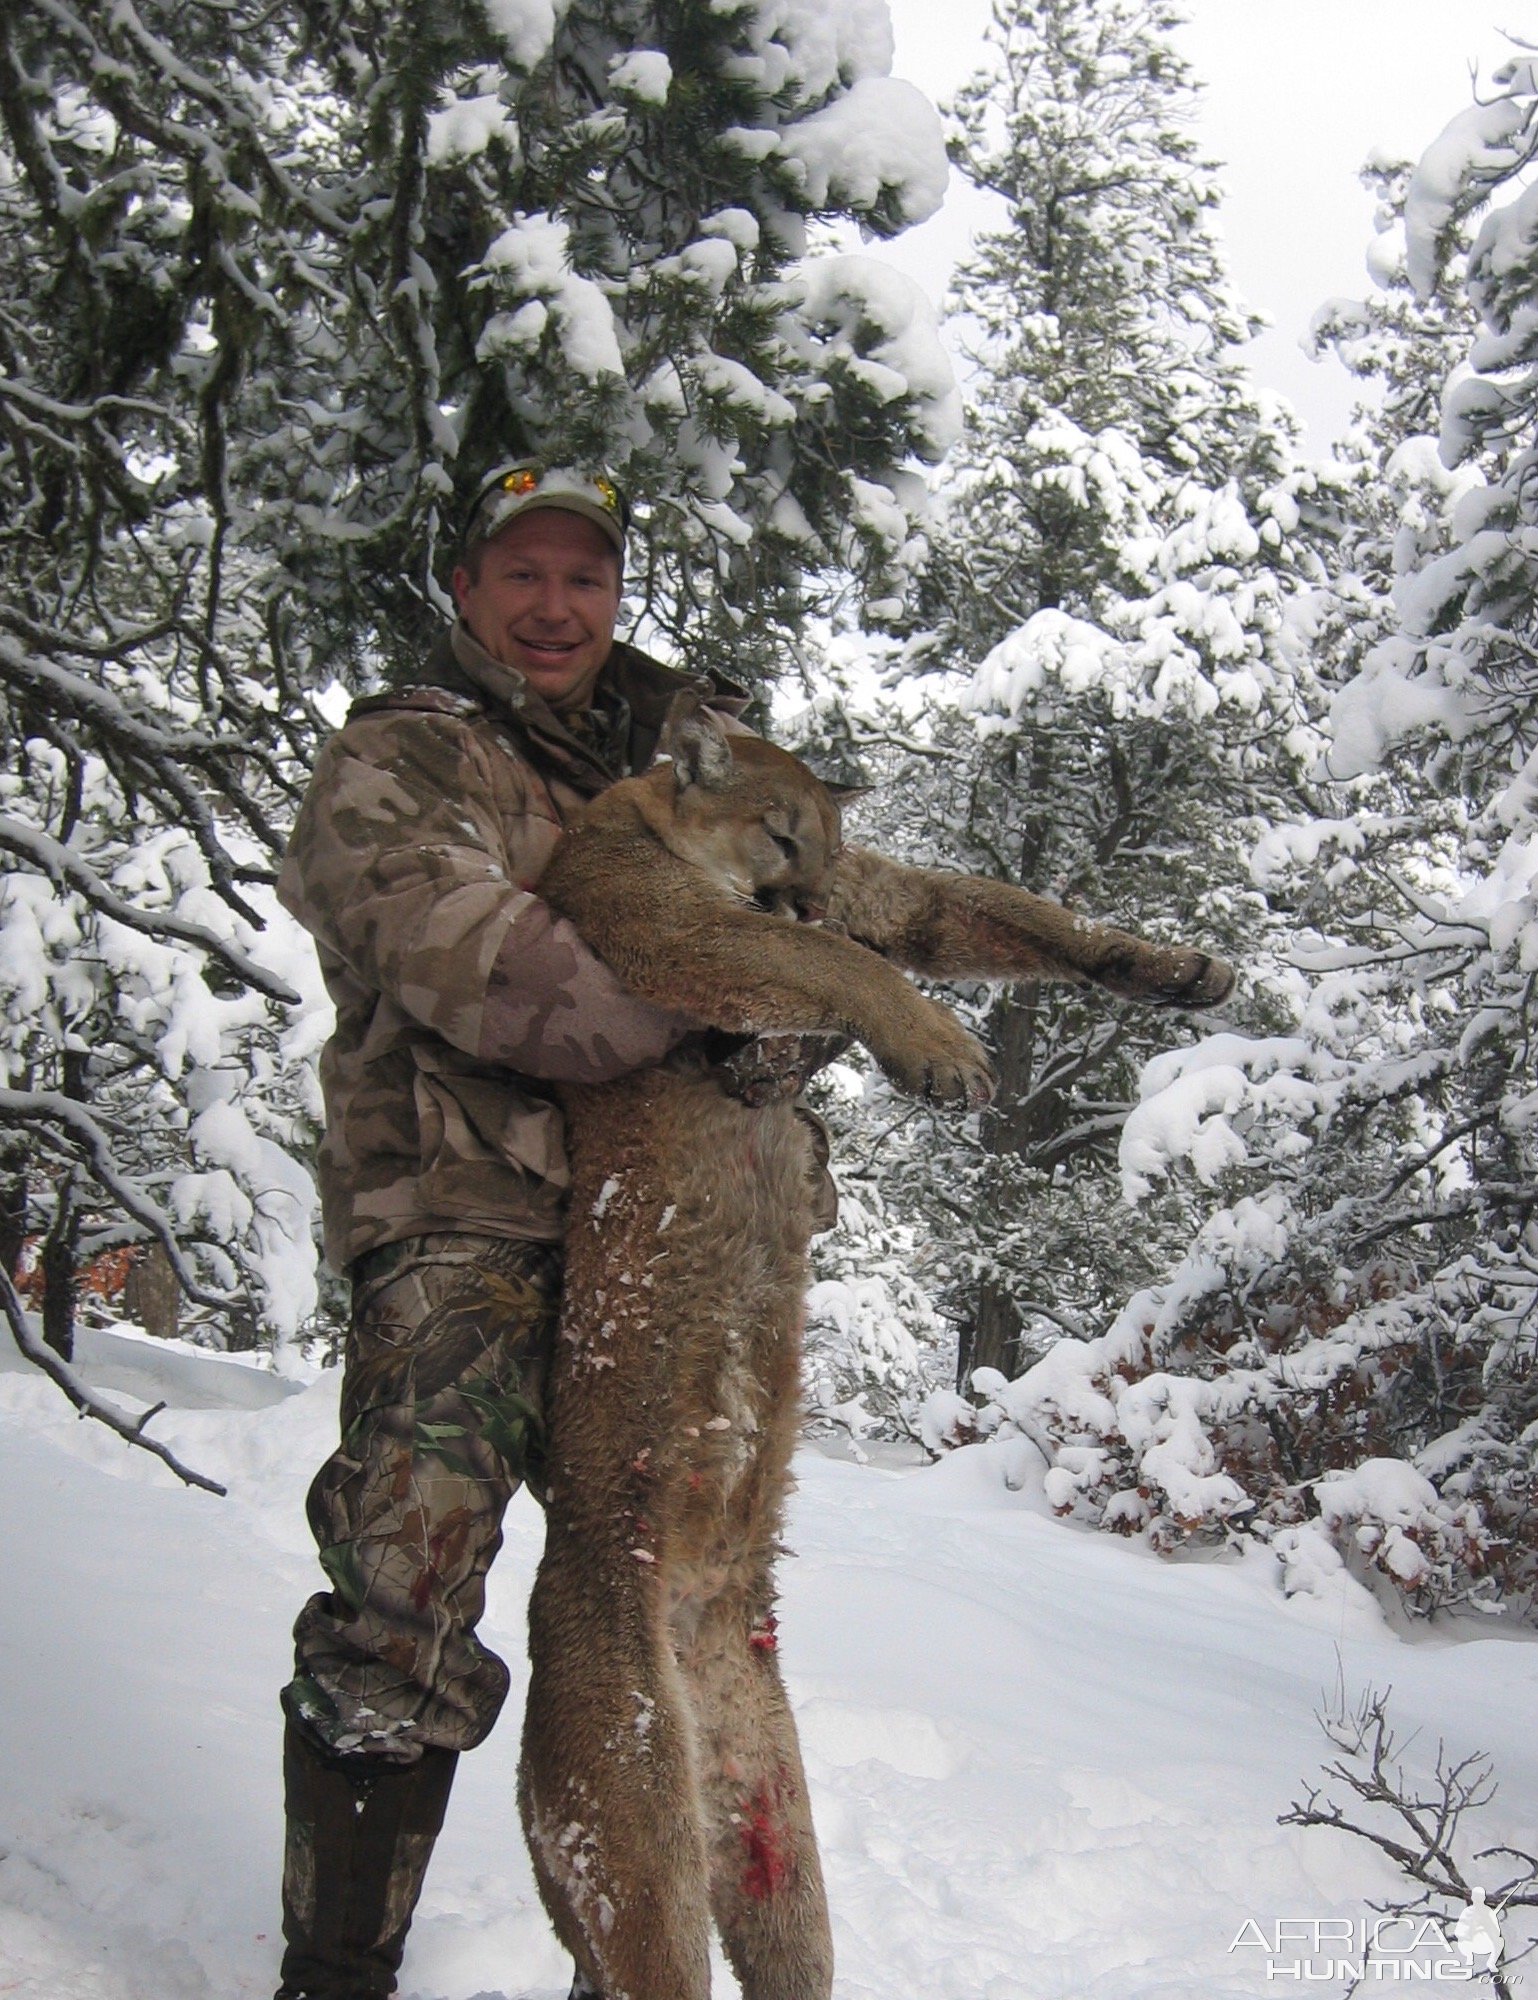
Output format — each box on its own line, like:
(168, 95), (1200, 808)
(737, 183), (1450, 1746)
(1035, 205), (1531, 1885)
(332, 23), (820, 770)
(463, 461), (629, 558)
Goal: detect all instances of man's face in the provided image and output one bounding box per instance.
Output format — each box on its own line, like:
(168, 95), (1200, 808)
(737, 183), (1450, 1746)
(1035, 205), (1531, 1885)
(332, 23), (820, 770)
(452, 509), (623, 710)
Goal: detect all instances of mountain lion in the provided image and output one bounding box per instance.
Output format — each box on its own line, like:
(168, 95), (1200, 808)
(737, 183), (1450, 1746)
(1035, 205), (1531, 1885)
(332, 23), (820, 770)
(519, 701), (1233, 2000)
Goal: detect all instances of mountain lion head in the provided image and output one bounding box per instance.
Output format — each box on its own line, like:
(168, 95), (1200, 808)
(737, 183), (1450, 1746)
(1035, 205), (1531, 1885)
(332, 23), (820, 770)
(656, 702), (841, 921)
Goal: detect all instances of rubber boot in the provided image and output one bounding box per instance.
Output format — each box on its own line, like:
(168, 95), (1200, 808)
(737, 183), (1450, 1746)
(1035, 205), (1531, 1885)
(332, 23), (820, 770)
(275, 1716), (458, 2000)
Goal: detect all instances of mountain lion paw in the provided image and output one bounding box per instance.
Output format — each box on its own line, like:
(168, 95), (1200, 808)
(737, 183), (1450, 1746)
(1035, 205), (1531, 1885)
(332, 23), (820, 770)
(878, 1028), (995, 1109)
(923, 1043), (996, 1109)
(1092, 944), (1235, 1009)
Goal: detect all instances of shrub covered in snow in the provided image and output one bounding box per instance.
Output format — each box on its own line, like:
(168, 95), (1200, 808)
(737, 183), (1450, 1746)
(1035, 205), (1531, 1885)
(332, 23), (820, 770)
(925, 1229), (1510, 1617)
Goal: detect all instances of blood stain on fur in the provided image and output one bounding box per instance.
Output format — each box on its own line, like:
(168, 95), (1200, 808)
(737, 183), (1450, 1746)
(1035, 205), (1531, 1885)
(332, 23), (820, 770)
(739, 1780), (791, 1899)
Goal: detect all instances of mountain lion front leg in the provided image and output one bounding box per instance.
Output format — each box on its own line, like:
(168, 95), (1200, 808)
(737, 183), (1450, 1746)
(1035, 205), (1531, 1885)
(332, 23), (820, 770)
(644, 919), (996, 1109)
(827, 848), (1236, 1007)
(543, 858), (996, 1110)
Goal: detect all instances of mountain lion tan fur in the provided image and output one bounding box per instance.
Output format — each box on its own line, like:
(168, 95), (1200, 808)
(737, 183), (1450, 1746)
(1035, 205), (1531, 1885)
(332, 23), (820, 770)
(519, 704), (1234, 2000)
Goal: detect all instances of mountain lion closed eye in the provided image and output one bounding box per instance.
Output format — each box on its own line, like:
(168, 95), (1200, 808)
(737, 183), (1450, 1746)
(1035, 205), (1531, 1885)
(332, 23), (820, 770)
(519, 701), (1234, 2000)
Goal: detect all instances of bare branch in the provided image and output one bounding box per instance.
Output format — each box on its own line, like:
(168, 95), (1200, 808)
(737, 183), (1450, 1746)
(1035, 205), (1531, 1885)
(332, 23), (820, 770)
(1283, 1684), (1537, 2000)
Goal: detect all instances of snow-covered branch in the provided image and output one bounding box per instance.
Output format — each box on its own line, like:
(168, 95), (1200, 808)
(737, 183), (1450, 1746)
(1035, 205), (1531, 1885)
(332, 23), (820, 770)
(0, 818), (299, 1004)
(0, 1261), (227, 1496)
(0, 1090), (241, 1315)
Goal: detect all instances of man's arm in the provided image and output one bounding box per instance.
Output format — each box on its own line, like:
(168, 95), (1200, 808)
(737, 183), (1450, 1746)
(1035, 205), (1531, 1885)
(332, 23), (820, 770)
(278, 706), (691, 1083)
(476, 892), (693, 1080)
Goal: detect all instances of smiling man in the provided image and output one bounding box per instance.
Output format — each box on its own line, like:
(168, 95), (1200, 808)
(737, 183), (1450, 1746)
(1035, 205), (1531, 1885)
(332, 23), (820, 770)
(269, 463), (759, 2000)
(454, 466), (628, 705)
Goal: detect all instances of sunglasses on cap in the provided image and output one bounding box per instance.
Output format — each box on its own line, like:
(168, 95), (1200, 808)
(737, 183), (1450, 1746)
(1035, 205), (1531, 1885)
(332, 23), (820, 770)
(462, 461), (631, 557)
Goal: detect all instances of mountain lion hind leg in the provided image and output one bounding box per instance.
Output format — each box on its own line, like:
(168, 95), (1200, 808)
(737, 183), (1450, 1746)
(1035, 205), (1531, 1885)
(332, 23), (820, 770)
(690, 1579), (832, 2000)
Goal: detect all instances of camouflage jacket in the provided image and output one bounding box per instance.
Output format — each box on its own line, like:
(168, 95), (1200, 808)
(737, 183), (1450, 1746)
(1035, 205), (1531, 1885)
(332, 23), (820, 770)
(278, 622), (749, 1271)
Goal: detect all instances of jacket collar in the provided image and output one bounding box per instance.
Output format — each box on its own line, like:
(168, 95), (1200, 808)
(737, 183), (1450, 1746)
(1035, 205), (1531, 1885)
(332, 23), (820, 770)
(441, 622), (749, 792)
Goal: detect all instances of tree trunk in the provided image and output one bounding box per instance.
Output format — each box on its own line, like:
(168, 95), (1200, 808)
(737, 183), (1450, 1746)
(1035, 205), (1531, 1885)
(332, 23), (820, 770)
(41, 1177), (79, 1364)
(0, 1136), (27, 1283)
(40, 1053), (90, 1363)
(124, 1243), (182, 1341)
(960, 1276), (1025, 1389)
(956, 986), (1046, 1390)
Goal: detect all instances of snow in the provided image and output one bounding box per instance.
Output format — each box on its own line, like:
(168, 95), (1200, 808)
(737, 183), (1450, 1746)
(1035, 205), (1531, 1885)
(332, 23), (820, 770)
(1120, 1034), (1330, 1202)
(967, 610), (1130, 717)
(1326, 635), (1468, 779)
(693, 352), (797, 425)
(717, 126), (781, 163)
(796, 255), (961, 460)
(1468, 166), (1538, 346)
(478, 217), (625, 381)
(1460, 829), (1538, 972)
(1403, 96), (1529, 300)
(699, 208), (761, 253)
(479, 0), (572, 72)
(608, 51), (672, 105)
(780, 77), (948, 227)
(1314, 1462), (1494, 1598)
(731, 0), (896, 104)
(3, 1329), (1536, 2000)
(426, 90), (517, 166)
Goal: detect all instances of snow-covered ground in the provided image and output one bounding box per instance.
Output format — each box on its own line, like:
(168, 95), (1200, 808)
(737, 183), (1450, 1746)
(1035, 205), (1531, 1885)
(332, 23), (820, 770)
(2, 1326), (1534, 2000)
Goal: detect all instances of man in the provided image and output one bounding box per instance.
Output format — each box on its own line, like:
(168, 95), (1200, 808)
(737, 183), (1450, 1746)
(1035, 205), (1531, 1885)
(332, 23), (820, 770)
(272, 463), (771, 2000)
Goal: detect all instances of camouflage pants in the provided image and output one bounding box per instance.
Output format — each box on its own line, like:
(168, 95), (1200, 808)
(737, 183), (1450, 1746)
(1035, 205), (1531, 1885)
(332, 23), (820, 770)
(285, 1232), (561, 1763)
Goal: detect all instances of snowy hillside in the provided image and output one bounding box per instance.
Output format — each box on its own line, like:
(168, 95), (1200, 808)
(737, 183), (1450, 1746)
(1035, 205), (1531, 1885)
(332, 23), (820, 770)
(1, 1329), (1534, 2000)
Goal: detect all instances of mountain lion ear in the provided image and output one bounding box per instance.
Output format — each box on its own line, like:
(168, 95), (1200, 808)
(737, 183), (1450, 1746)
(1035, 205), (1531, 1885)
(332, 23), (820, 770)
(660, 695), (736, 793)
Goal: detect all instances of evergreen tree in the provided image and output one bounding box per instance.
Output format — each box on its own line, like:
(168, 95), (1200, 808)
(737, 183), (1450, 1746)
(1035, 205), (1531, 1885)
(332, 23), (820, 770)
(950, 73), (1538, 1619)
(819, 0), (1330, 1394)
(0, 0), (953, 1355)
(932, 0), (1277, 648)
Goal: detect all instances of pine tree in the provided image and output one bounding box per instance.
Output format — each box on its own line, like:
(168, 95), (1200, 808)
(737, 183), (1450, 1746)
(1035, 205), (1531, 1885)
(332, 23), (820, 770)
(1257, 66), (1538, 1609)
(954, 72), (1538, 1617)
(822, 0), (1331, 1394)
(932, 0), (1279, 647)
(0, 0), (953, 1357)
